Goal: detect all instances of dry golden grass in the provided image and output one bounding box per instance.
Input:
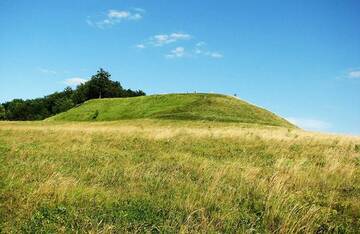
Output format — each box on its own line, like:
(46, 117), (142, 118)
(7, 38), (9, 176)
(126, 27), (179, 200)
(0, 120), (359, 233)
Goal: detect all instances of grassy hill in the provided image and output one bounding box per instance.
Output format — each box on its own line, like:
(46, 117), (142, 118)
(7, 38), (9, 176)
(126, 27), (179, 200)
(3, 93), (360, 233)
(47, 93), (295, 128)
(0, 120), (359, 233)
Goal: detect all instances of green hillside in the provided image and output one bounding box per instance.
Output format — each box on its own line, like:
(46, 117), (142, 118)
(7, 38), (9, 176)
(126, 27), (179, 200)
(47, 93), (294, 127)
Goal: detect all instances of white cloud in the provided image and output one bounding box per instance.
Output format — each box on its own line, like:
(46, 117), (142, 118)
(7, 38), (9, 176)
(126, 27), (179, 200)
(133, 8), (146, 13)
(286, 117), (331, 131)
(38, 68), (57, 75)
(136, 44), (145, 49)
(165, 45), (223, 59)
(64, 77), (87, 86)
(149, 32), (191, 46)
(192, 41), (224, 59)
(108, 10), (130, 19)
(170, 33), (191, 40)
(137, 35), (223, 60)
(208, 52), (223, 59)
(88, 8), (144, 28)
(166, 47), (185, 58)
(194, 46), (223, 59)
(348, 70), (360, 79)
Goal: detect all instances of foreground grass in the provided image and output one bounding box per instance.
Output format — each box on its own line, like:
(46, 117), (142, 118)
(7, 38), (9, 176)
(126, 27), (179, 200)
(0, 120), (359, 233)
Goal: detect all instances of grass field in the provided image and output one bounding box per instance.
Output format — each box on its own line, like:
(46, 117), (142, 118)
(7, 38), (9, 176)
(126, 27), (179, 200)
(1, 120), (359, 233)
(47, 94), (294, 128)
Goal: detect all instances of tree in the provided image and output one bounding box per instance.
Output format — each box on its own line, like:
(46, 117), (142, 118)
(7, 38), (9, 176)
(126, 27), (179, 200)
(0, 104), (5, 120)
(87, 68), (129, 99)
(52, 98), (74, 114)
(87, 68), (116, 99)
(72, 83), (89, 104)
(72, 68), (145, 102)
(2, 68), (145, 120)
(3, 98), (50, 120)
(3, 99), (29, 120)
(44, 87), (75, 114)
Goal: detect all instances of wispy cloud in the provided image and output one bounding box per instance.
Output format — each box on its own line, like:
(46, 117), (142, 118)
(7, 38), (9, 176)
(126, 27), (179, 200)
(286, 117), (331, 131)
(87, 8), (144, 29)
(336, 68), (360, 80)
(149, 33), (191, 47)
(193, 42), (223, 59)
(165, 47), (186, 58)
(38, 68), (57, 75)
(165, 46), (223, 59)
(207, 52), (224, 59)
(64, 77), (87, 86)
(132, 8), (146, 13)
(136, 44), (146, 49)
(348, 70), (360, 79)
(137, 33), (223, 59)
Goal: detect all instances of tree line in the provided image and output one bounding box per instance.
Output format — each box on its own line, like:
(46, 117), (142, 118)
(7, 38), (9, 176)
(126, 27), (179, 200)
(0, 69), (145, 120)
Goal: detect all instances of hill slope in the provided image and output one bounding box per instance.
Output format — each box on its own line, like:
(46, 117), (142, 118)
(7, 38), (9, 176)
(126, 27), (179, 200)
(47, 93), (294, 127)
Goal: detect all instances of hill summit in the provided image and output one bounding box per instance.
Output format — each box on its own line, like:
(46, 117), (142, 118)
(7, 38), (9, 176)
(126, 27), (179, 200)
(47, 93), (294, 127)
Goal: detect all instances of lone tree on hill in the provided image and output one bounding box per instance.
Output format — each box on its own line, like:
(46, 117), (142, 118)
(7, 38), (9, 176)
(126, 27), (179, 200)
(89, 68), (114, 99)
(72, 68), (145, 104)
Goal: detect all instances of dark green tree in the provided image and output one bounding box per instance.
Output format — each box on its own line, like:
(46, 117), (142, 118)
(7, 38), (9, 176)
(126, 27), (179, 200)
(71, 68), (144, 103)
(86, 68), (123, 99)
(2, 68), (145, 120)
(44, 87), (75, 114)
(0, 104), (5, 120)
(72, 83), (89, 104)
(90, 68), (111, 99)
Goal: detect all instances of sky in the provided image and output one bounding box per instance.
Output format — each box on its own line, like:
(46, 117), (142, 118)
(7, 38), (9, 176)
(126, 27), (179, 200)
(0, 0), (359, 135)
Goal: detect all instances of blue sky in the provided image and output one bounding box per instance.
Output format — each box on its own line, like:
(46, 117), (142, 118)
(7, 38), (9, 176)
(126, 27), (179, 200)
(0, 0), (359, 134)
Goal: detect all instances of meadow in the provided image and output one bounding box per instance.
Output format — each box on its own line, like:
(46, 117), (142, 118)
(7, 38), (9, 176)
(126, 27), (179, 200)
(0, 120), (359, 233)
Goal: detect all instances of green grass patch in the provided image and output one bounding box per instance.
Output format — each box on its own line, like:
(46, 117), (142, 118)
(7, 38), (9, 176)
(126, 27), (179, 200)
(47, 93), (295, 128)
